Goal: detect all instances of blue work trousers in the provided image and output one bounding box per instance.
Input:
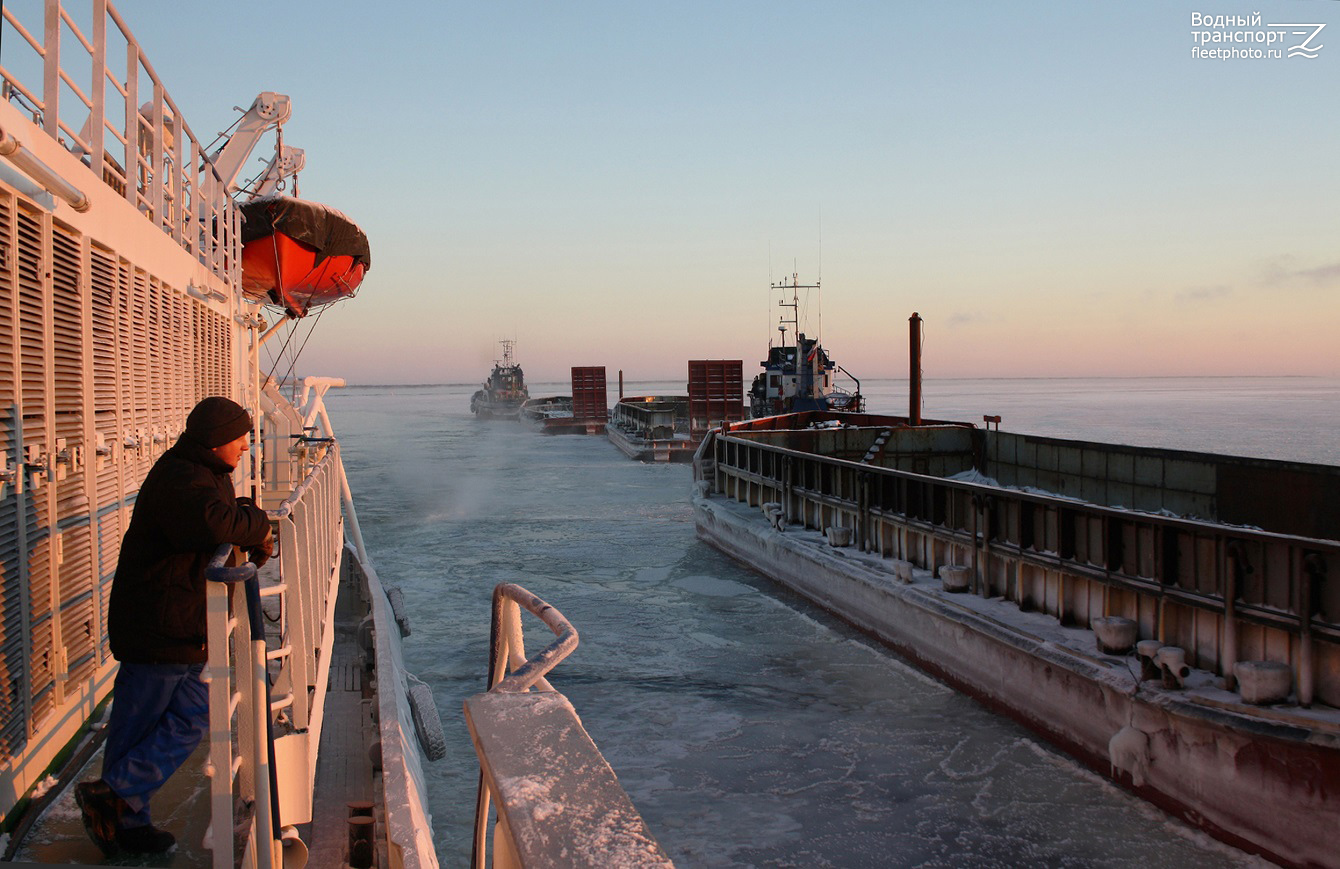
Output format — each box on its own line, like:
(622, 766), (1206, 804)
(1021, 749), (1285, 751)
(102, 661), (209, 829)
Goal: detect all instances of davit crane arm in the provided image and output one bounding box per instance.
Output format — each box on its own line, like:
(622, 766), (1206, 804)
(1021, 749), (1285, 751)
(248, 144), (305, 198)
(208, 91), (293, 195)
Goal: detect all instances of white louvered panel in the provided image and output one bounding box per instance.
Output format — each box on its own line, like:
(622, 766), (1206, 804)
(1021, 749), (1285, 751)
(90, 248), (121, 508)
(218, 312), (233, 397)
(213, 311), (233, 397)
(0, 190), (14, 410)
(23, 524), (50, 624)
(130, 270), (150, 479)
(169, 289), (189, 427)
(61, 594), (96, 686)
(51, 226), (86, 520)
(189, 302), (204, 400)
(116, 259), (134, 425)
(147, 279), (166, 444)
(61, 595), (96, 686)
(15, 206), (52, 722)
(115, 259), (139, 482)
(0, 191), (22, 758)
(195, 304), (214, 398)
(96, 511), (120, 661)
(58, 522), (93, 621)
(0, 499), (24, 755)
(26, 616), (53, 735)
(0, 191), (14, 487)
(15, 207), (45, 416)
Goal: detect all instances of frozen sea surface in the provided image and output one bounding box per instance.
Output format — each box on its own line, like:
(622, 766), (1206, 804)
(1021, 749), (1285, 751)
(326, 378), (1334, 867)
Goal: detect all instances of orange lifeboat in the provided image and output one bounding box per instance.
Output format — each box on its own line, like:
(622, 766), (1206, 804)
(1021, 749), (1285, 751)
(239, 195), (371, 317)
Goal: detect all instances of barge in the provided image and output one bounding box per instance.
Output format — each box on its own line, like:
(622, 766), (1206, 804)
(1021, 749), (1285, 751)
(607, 395), (695, 463)
(519, 395), (606, 435)
(692, 396), (1339, 868)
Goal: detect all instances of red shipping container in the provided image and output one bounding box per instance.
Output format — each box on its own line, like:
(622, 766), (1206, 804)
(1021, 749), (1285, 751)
(688, 360), (744, 437)
(571, 366), (609, 422)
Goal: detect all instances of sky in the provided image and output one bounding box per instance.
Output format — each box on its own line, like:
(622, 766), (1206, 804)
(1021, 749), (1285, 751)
(116, 2), (1340, 382)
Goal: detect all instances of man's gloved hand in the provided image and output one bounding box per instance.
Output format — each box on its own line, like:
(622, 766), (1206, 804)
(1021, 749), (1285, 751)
(249, 531), (275, 569)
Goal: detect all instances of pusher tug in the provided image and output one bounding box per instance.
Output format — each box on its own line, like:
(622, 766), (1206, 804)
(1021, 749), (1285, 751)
(748, 272), (863, 417)
(0, 3), (667, 866)
(471, 340), (529, 420)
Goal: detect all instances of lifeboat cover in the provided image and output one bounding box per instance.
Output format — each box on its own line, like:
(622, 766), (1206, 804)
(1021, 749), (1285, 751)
(240, 195), (372, 316)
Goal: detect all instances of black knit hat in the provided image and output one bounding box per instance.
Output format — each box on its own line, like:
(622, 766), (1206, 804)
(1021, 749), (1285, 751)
(185, 397), (253, 448)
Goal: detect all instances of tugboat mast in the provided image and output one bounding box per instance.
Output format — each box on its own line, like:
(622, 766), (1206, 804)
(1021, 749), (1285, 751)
(771, 271), (819, 350)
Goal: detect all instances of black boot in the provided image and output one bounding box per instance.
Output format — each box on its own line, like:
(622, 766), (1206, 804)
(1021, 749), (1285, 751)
(74, 780), (121, 857)
(116, 823), (177, 855)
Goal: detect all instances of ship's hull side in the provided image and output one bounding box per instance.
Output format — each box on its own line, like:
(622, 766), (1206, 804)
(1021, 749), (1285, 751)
(692, 493), (1338, 869)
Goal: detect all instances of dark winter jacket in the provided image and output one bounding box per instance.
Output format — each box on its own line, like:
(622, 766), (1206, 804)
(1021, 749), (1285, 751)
(109, 437), (271, 664)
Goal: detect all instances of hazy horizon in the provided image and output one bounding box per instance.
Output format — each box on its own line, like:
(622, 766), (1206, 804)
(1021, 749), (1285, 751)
(122, 1), (1337, 384)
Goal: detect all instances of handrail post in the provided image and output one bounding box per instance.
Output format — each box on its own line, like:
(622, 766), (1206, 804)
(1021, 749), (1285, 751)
(1300, 552), (1324, 708)
(205, 545), (279, 869)
(1223, 540), (1242, 691)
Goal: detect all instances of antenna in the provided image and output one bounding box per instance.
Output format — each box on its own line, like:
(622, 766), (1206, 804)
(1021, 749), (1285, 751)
(817, 210), (823, 343)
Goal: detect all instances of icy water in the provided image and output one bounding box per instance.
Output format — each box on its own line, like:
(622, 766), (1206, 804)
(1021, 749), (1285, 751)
(327, 376), (1338, 868)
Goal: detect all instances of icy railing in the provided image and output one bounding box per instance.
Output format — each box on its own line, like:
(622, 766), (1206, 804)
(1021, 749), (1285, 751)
(704, 429), (1340, 708)
(465, 584), (674, 868)
(0, 0), (240, 279)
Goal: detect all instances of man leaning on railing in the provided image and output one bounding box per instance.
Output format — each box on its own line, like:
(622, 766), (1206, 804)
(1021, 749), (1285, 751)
(75, 397), (274, 857)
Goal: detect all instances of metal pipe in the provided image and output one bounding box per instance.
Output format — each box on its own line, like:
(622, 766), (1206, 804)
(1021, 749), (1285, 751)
(0, 127), (90, 211)
(488, 583), (579, 694)
(909, 312), (922, 425)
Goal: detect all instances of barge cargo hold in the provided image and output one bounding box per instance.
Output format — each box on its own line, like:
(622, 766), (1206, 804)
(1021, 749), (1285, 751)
(607, 395), (695, 462)
(519, 396), (606, 434)
(691, 411), (1339, 869)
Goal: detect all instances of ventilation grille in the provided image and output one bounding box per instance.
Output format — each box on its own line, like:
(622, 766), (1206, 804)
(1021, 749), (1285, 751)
(0, 186), (238, 758)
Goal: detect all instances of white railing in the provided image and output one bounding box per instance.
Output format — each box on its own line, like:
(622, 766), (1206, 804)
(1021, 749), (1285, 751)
(465, 584), (675, 868)
(204, 548), (278, 869)
(266, 444), (344, 819)
(0, 0), (240, 278)
(202, 440), (344, 869)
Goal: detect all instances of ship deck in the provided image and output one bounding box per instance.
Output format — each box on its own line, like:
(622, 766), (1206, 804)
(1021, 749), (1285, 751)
(10, 564), (379, 867)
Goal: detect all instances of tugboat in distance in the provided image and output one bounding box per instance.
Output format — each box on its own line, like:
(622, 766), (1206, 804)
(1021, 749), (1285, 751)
(748, 272), (863, 417)
(471, 339), (530, 419)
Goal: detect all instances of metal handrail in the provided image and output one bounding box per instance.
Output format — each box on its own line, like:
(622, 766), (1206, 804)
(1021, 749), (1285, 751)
(0, 1), (237, 275)
(487, 583), (579, 694)
(707, 429), (1340, 700)
(204, 543), (279, 869)
(472, 584), (580, 869)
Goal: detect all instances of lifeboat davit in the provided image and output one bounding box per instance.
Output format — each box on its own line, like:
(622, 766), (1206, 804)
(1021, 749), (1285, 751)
(239, 195), (371, 317)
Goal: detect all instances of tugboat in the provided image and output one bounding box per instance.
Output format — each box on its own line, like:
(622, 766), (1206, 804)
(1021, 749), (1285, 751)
(748, 272), (863, 417)
(471, 339), (529, 419)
